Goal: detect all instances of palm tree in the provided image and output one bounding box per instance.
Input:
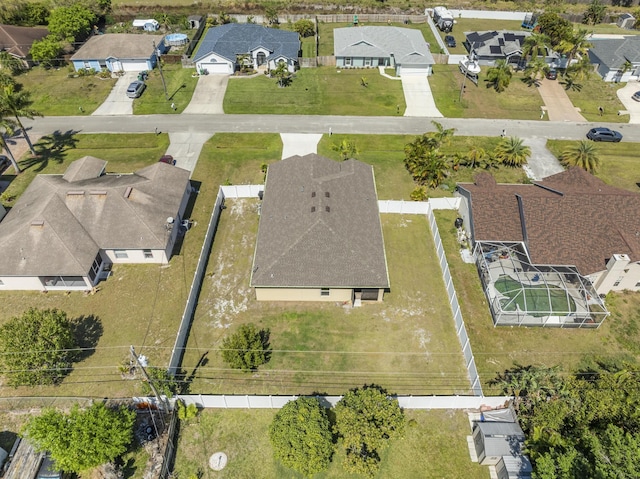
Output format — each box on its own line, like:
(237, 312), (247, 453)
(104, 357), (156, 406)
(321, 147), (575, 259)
(0, 117), (20, 173)
(485, 60), (513, 93)
(0, 84), (42, 156)
(494, 136), (531, 167)
(524, 58), (549, 86)
(465, 146), (488, 169)
(0, 71), (16, 88)
(523, 33), (551, 59)
(332, 139), (359, 160)
(560, 140), (600, 173)
(428, 120), (456, 148)
(0, 51), (24, 75)
(558, 28), (592, 65)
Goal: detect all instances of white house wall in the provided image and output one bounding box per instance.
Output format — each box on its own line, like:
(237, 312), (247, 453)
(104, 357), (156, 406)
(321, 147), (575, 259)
(103, 248), (168, 264)
(0, 276), (48, 291)
(196, 52), (234, 74)
(267, 55), (296, 73)
(255, 287), (353, 302)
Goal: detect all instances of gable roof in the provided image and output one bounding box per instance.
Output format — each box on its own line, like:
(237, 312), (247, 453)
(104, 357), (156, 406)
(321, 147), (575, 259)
(0, 159), (190, 277)
(194, 24), (300, 63)
(588, 36), (640, 70)
(475, 421), (525, 457)
(465, 30), (531, 58)
(458, 168), (640, 276)
(251, 154), (389, 289)
(71, 34), (158, 61)
(334, 26), (434, 66)
(0, 24), (48, 59)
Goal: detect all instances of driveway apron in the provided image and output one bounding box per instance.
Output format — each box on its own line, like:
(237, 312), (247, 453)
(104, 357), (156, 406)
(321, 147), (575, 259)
(164, 132), (214, 175)
(401, 75), (443, 117)
(183, 75), (229, 114)
(280, 134), (323, 159)
(616, 82), (640, 124)
(92, 72), (138, 116)
(522, 137), (564, 181)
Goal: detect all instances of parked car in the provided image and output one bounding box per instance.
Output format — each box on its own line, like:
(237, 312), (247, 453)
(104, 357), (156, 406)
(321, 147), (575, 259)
(126, 81), (146, 98)
(586, 127), (623, 142)
(545, 68), (557, 80)
(445, 35), (456, 48)
(0, 155), (10, 173)
(159, 155), (176, 165)
(632, 91), (640, 102)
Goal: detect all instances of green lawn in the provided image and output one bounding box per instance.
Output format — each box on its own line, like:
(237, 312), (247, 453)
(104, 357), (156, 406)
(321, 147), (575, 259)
(546, 140), (640, 193)
(563, 75), (627, 123)
(133, 64), (199, 114)
(430, 65), (544, 120)
(223, 66), (405, 115)
(12, 66), (116, 116)
(434, 209), (640, 392)
(173, 408), (487, 479)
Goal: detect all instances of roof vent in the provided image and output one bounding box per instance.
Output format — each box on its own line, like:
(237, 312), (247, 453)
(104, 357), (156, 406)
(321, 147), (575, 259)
(31, 220), (44, 227)
(325, 192), (330, 198)
(311, 191), (316, 198)
(311, 206), (316, 212)
(325, 206), (330, 213)
(66, 190), (85, 196)
(124, 186), (132, 198)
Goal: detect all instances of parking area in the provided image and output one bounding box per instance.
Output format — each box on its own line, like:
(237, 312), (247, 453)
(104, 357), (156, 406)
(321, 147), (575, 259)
(92, 72), (138, 116)
(616, 82), (640, 124)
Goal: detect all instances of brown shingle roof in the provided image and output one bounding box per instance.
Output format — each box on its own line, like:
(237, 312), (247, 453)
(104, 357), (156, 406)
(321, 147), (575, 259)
(458, 168), (640, 275)
(0, 24), (48, 59)
(251, 154), (389, 288)
(70, 33), (157, 61)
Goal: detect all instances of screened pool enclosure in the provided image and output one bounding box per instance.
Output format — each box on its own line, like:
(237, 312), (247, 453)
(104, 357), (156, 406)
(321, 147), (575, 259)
(475, 242), (608, 327)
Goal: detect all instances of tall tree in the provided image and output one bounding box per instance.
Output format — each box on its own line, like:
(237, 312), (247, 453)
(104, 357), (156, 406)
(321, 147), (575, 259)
(0, 83), (42, 155)
(272, 61), (292, 87)
(523, 33), (550, 59)
(29, 35), (64, 68)
(334, 385), (405, 478)
(557, 28), (592, 65)
(524, 58), (549, 86)
(494, 136), (531, 167)
(23, 403), (135, 474)
(269, 397), (333, 477)
(537, 12), (573, 47)
(0, 308), (78, 386)
(429, 120), (456, 148)
(0, 117), (20, 173)
(583, 0), (607, 25)
(560, 140), (600, 173)
(47, 4), (96, 43)
(485, 60), (513, 92)
(0, 51), (24, 75)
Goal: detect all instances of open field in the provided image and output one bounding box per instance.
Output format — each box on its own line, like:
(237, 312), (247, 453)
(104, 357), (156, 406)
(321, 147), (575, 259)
(546, 140), (640, 193)
(223, 66), (405, 115)
(13, 66), (116, 116)
(173, 408), (487, 479)
(133, 64), (199, 114)
(181, 199), (469, 395)
(434, 209), (640, 392)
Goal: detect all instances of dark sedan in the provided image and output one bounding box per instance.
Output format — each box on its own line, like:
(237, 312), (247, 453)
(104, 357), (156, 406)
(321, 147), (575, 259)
(445, 35), (456, 48)
(586, 127), (622, 142)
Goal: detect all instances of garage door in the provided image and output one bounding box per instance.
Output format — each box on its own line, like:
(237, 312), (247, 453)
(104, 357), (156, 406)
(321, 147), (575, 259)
(121, 60), (150, 72)
(199, 63), (232, 74)
(400, 66), (431, 77)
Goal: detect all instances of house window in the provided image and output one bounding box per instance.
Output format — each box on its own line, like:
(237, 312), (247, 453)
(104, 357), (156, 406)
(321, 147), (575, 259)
(320, 288), (330, 296)
(257, 51), (266, 66)
(635, 282), (640, 288)
(364, 58), (371, 66)
(0, 279), (4, 285)
(88, 253), (103, 281)
(115, 250), (128, 259)
(143, 249), (153, 259)
(613, 277), (623, 287)
(41, 276), (87, 287)
(345, 57), (352, 66)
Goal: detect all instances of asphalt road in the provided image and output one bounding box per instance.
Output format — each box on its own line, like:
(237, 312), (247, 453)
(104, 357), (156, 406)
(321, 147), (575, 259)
(23, 114), (640, 142)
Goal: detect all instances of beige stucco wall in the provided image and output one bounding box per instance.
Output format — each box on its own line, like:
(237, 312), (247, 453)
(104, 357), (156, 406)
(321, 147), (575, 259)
(592, 255), (640, 295)
(255, 287), (353, 302)
(103, 248), (168, 264)
(0, 276), (47, 291)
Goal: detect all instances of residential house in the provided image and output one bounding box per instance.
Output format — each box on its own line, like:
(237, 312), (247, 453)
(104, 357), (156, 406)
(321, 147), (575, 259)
(194, 23), (300, 75)
(464, 30), (558, 66)
(250, 154), (389, 302)
(0, 156), (191, 291)
(455, 168), (639, 327)
(588, 35), (640, 82)
(334, 26), (434, 76)
(70, 33), (166, 72)
(0, 24), (48, 68)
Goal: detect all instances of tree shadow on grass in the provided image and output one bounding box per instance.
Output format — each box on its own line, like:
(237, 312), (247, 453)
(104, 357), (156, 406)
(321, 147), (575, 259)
(71, 315), (103, 362)
(20, 129), (80, 172)
(177, 353), (209, 394)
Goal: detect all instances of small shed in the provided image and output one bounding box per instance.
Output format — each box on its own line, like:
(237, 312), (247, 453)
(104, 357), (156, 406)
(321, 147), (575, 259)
(496, 456), (533, 479)
(133, 19), (159, 31)
(472, 421), (525, 466)
(617, 13), (636, 29)
(188, 15), (203, 29)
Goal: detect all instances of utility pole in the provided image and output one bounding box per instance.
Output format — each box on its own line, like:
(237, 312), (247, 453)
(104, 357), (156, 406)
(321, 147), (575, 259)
(130, 345), (166, 409)
(153, 41), (169, 100)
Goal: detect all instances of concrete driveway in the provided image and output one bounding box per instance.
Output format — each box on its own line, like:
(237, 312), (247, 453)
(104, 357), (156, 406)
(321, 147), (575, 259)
(183, 75), (229, 114)
(280, 134), (322, 159)
(164, 132), (214, 174)
(616, 82), (640, 124)
(92, 72), (138, 116)
(537, 78), (586, 122)
(401, 75), (443, 117)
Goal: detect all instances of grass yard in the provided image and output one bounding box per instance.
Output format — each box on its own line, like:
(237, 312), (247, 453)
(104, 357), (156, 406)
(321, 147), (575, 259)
(434, 209), (640, 393)
(223, 66), (405, 116)
(12, 66), (116, 116)
(318, 22), (438, 56)
(0, 133), (214, 399)
(429, 64), (544, 120)
(563, 75), (627, 123)
(133, 64), (199, 114)
(181, 201), (469, 395)
(172, 408), (487, 479)
(546, 140), (640, 193)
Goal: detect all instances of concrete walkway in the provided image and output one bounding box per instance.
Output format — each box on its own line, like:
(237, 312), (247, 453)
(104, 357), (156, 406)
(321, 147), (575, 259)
(616, 82), (640, 124)
(537, 78), (586, 122)
(522, 137), (564, 181)
(280, 133), (322, 159)
(183, 75), (229, 114)
(401, 75), (443, 117)
(164, 132), (214, 175)
(92, 73), (138, 116)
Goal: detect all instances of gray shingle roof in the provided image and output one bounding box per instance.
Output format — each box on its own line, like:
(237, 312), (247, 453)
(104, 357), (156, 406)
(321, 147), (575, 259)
(465, 30), (530, 59)
(333, 26), (434, 66)
(0, 159), (190, 277)
(251, 154), (389, 289)
(588, 36), (640, 70)
(70, 34), (158, 61)
(476, 421), (525, 458)
(194, 24), (300, 63)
